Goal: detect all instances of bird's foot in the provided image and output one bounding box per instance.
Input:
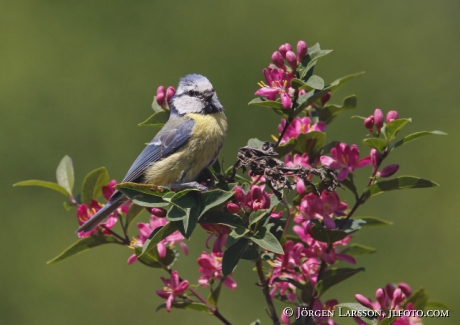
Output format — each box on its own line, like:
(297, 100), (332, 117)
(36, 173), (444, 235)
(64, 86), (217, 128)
(170, 182), (208, 192)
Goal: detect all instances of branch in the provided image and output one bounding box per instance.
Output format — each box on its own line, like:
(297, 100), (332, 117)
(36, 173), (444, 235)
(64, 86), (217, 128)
(256, 260), (280, 325)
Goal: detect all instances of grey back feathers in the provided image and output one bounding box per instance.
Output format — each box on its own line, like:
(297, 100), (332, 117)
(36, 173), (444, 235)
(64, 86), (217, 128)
(170, 74), (224, 115)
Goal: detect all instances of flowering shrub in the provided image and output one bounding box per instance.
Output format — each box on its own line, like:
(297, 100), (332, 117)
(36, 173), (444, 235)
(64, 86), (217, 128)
(14, 39), (448, 325)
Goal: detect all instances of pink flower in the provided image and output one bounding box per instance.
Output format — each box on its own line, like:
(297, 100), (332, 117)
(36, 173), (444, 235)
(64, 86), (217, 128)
(297, 40), (308, 63)
(285, 153), (312, 194)
(374, 108), (384, 133)
(156, 270), (189, 312)
(272, 51), (287, 70)
(376, 164), (399, 178)
(354, 283), (413, 324)
(246, 186), (270, 211)
(200, 223), (231, 253)
(296, 190), (347, 227)
(255, 68), (295, 109)
(278, 117), (326, 144)
(320, 143), (371, 181)
(156, 85), (166, 107)
(278, 43), (292, 58)
(76, 200), (117, 238)
(166, 86), (176, 104)
(127, 214), (187, 264)
(386, 110), (399, 123)
(197, 252), (237, 290)
(364, 116), (375, 132)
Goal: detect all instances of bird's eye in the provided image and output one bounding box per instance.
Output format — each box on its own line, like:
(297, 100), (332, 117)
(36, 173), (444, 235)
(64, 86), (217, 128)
(188, 90), (196, 96)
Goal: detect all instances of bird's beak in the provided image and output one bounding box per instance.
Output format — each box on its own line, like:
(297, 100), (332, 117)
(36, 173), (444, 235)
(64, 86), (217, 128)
(203, 90), (214, 101)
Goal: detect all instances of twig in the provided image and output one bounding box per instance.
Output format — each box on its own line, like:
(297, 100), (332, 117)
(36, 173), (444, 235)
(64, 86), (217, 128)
(256, 260), (280, 325)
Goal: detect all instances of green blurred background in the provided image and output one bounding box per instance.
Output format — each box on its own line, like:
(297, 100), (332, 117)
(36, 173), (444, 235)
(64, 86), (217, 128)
(2, 1), (458, 324)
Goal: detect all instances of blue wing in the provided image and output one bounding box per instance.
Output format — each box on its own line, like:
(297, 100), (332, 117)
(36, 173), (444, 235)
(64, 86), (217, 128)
(122, 117), (195, 183)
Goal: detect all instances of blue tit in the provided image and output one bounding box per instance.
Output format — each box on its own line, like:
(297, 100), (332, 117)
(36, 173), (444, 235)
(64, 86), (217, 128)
(76, 74), (227, 233)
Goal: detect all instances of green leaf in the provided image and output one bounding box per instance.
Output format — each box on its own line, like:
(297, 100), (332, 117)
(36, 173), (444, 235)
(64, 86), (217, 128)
(357, 216), (393, 227)
(292, 76), (324, 91)
(176, 192), (202, 238)
(13, 180), (70, 198)
(207, 281), (222, 306)
(405, 288), (429, 310)
(310, 219), (365, 244)
(391, 130), (447, 150)
(56, 155), (74, 195)
(135, 246), (177, 269)
(272, 277), (307, 291)
(425, 301), (451, 310)
(47, 235), (119, 264)
(200, 189), (235, 217)
(328, 72), (365, 94)
(151, 95), (165, 113)
(115, 182), (170, 208)
(380, 318), (396, 325)
(317, 95), (357, 124)
(249, 210), (268, 225)
(297, 43), (333, 80)
(248, 138), (265, 148)
(138, 110), (169, 127)
(250, 227), (284, 254)
(341, 243), (376, 257)
(140, 222), (178, 256)
(199, 212), (246, 228)
(158, 302), (210, 313)
(335, 303), (374, 314)
(222, 238), (249, 276)
(362, 176), (439, 201)
(362, 138), (387, 152)
(81, 167), (110, 205)
(382, 118), (411, 142)
(248, 98), (287, 117)
(316, 267), (364, 296)
(276, 131), (326, 158)
(125, 204), (145, 230)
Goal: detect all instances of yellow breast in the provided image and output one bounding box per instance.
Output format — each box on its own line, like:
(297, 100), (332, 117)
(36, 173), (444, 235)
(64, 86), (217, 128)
(144, 112), (227, 186)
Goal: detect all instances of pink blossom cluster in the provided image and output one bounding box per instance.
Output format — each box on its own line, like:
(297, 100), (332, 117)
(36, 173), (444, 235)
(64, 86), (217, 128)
(227, 185), (282, 219)
(269, 236), (352, 325)
(76, 180), (129, 238)
(128, 207), (188, 265)
(278, 117), (326, 145)
(354, 283), (420, 325)
(156, 271), (189, 312)
(255, 40), (308, 109)
(320, 143), (371, 181)
(364, 108), (399, 134)
(156, 85), (176, 110)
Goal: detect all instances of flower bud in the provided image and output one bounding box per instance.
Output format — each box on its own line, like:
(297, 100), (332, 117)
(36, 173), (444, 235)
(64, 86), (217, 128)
(297, 40), (308, 63)
(355, 294), (374, 309)
(370, 149), (382, 173)
(386, 110), (399, 123)
(376, 288), (386, 308)
(321, 92), (331, 106)
(374, 108), (384, 133)
(278, 44), (288, 58)
(226, 203), (240, 214)
(391, 288), (405, 308)
(156, 85), (166, 108)
(166, 86), (176, 104)
(285, 50), (297, 71)
(298, 89), (306, 96)
(151, 207), (167, 218)
(233, 186), (246, 206)
(376, 164), (399, 178)
(397, 282), (412, 297)
(364, 116), (374, 132)
(271, 51), (287, 70)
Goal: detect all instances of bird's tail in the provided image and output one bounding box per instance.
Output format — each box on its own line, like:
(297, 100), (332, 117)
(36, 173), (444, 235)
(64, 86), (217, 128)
(75, 191), (125, 233)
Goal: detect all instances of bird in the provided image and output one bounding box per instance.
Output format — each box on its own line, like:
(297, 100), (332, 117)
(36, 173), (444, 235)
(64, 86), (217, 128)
(76, 74), (227, 233)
